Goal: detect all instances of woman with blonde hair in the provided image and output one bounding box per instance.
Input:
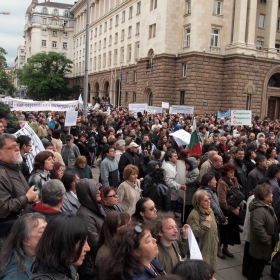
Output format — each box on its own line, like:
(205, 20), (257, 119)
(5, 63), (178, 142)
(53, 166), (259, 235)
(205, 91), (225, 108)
(72, 155), (93, 179)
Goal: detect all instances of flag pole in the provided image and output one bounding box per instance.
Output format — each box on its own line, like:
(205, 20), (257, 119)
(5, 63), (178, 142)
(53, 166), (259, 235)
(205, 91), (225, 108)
(118, 65), (122, 108)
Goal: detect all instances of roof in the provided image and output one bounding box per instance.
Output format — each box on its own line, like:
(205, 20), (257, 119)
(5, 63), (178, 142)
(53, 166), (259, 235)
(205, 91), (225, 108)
(36, 2), (73, 9)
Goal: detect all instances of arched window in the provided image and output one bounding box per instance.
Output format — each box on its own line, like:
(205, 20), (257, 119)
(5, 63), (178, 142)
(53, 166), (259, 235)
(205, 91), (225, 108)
(64, 10), (69, 17)
(42, 7), (48, 14)
(53, 9), (59, 16)
(147, 49), (154, 69)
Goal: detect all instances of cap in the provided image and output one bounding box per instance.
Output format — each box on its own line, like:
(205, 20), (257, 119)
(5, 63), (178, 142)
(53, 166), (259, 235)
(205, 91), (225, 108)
(27, 114), (34, 119)
(65, 135), (72, 140)
(116, 139), (126, 149)
(0, 111), (10, 119)
(255, 154), (266, 164)
(128, 142), (139, 148)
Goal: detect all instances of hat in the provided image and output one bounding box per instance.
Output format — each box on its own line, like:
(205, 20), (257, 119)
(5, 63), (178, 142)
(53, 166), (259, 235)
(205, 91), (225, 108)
(0, 111), (10, 119)
(27, 114), (34, 119)
(116, 139), (126, 149)
(65, 135), (72, 140)
(255, 154), (266, 164)
(128, 142), (139, 148)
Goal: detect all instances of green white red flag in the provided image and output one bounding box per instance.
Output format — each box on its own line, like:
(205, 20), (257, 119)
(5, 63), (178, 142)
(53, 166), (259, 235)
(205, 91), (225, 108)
(188, 117), (202, 156)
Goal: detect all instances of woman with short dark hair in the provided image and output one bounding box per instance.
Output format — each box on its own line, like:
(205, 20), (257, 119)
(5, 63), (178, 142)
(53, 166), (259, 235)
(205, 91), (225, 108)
(100, 186), (124, 214)
(50, 162), (64, 180)
(29, 215), (90, 280)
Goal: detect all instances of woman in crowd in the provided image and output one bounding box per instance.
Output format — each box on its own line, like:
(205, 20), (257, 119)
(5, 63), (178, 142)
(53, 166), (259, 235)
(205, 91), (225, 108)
(217, 163), (242, 259)
(172, 260), (216, 280)
(247, 183), (277, 280)
(100, 186), (124, 214)
(29, 215), (90, 280)
(96, 135), (108, 158)
(77, 133), (91, 164)
(117, 165), (141, 216)
(199, 173), (228, 259)
(0, 213), (47, 280)
(50, 162), (64, 180)
(157, 135), (168, 150)
(106, 223), (165, 279)
(142, 169), (170, 212)
(72, 155), (93, 179)
(244, 149), (256, 175)
(28, 151), (55, 197)
(266, 147), (279, 165)
(95, 211), (131, 280)
(187, 190), (218, 269)
(132, 198), (158, 222)
(76, 178), (106, 279)
(61, 170), (81, 215)
(51, 129), (62, 153)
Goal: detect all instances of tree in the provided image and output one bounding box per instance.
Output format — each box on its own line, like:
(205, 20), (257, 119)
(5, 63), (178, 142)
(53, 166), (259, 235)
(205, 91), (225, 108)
(19, 52), (74, 100)
(0, 47), (16, 95)
(0, 102), (18, 129)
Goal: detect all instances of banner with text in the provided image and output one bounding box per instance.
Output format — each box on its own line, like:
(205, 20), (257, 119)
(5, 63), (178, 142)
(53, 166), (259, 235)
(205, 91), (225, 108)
(129, 103), (148, 114)
(162, 102), (169, 109)
(170, 129), (191, 146)
(65, 111), (79, 126)
(147, 106), (162, 114)
(170, 105), (194, 115)
(231, 110), (252, 125)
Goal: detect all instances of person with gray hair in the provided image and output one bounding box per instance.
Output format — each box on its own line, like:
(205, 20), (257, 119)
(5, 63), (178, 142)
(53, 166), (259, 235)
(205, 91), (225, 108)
(199, 150), (218, 183)
(0, 134), (38, 239)
(29, 179), (65, 222)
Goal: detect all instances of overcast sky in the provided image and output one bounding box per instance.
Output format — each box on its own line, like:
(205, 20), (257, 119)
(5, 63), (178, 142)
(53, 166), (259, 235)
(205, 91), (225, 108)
(0, 0), (75, 67)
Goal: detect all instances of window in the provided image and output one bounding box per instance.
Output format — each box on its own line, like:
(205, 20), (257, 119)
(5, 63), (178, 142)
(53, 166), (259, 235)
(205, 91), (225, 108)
(99, 55), (101, 69)
(76, 40), (78, 47)
(180, 91), (185, 105)
(109, 35), (112, 46)
(83, 35), (85, 43)
(211, 28), (219, 47)
(276, 43), (280, 51)
(115, 32), (118, 43)
(135, 42), (140, 58)
(213, 1), (222, 15)
(63, 42), (68, 49)
(99, 24), (102, 34)
(182, 64), (187, 77)
(94, 28), (97, 36)
(42, 29), (47, 35)
(121, 47), (125, 62)
(125, 92), (128, 102)
(257, 40), (263, 49)
(90, 44), (92, 53)
(94, 42), (97, 52)
(104, 38), (106, 48)
(63, 20), (68, 27)
(129, 6), (133, 18)
(278, 18), (280, 31)
(52, 41), (57, 48)
(149, 24), (156, 38)
(94, 57), (96, 70)
(114, 49), (118, 64)
(126, 72), (129, 83)
(259, 14), (265, 28)
(53, 9), (59, 15)
(109, 51), (112, 66)
(53, 31), (57, 37)
(121, 29), (125, 40)
(150, 0), (157, 10)
(136, 22), (140, 35)
(42, 7), (48, 14)
(260, 0), (266, 3)
(246, 94), (251, 110)
(63, 32), (68, 38)
(98, 40), (101, 50)
(91, 30), (93, 39)
(116, 15), (119, 26)
(42, 40), (47, 47)
(133, 92), (136, 102)
(103, 54), (106, 68)
(110, 18), (113, 28)
(104, 21), (107, 32)
(64, 10), (69, 17)
(122, 11), (125, 22)
(137, 1), (141, 14)
(185, 27), (191, 47)
(52, 20), (59, 25)
(186, 1), (191, 14)
(134, 71), (137, 82)
(127, 45), (132, 61)
(43, 18), (47, 24)
(128, 26), (132, 38)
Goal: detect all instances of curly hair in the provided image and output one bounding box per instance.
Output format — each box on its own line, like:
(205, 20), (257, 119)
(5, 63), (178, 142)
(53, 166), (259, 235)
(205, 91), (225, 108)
(220, 163), (236, 177)
(123, 164), (139, 180)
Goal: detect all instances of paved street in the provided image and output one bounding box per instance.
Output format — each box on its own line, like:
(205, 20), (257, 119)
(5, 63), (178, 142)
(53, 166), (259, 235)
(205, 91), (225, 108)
(91, 166), (274, 280)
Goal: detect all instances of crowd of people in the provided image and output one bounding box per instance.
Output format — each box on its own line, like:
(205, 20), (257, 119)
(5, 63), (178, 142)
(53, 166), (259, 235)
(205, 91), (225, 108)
(0, 107), (280, 280)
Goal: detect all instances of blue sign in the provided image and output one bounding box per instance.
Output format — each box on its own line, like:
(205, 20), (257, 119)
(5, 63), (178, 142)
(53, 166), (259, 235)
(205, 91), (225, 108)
(217, 109), (231, 118)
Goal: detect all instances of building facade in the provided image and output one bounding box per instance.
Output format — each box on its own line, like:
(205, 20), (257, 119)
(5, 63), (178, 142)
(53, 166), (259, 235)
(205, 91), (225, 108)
(13, 46), (26, 96)
(70, 0), (280, 118)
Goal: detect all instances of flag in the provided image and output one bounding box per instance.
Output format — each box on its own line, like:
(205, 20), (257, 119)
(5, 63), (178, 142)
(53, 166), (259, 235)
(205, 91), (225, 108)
(188, 117), (202, 156)
(78, 94), (83, 105)
(120, 70), (123, 81)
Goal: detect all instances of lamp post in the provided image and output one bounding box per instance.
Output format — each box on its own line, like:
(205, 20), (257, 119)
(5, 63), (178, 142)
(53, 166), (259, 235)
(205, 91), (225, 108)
(0, 12), (10, 15)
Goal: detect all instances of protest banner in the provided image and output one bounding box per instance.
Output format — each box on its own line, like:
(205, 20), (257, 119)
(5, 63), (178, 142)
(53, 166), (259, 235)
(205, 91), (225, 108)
(65, 111), (79, 126)
(217, 109), (231, 118)
(170, 129), (191, 146)
(231, 110), (252, 125)
(1, 97), (79, 111)
(188, 227), (203, 260)
(128, 103), (148, 113)
(13, 123), (45, 172)
(162, 102), (169, 109)
(147, 106), (162, 114)
(170, 105), (194, 115)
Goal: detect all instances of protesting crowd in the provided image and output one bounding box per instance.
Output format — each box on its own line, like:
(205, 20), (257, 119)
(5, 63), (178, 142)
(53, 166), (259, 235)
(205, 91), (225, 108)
(0, 105), (280, 280)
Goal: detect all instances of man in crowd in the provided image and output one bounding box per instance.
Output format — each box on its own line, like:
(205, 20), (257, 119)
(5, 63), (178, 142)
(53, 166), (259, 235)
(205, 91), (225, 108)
(61, 135), (80, 169)
(208, 155), (223, 182)
(232, 148), (247, 194)
(115, 139), (126, 164)
(199, 150), (218, 182)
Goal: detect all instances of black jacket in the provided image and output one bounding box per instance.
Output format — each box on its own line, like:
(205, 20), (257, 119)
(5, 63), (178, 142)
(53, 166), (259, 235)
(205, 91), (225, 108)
(232, 158), (247, 193)
(119, 149), (140, 180)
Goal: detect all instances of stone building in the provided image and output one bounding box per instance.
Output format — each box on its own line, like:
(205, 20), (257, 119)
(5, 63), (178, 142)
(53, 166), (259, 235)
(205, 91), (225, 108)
(69, 0), (280, 119)
(13, 46), (26, 96)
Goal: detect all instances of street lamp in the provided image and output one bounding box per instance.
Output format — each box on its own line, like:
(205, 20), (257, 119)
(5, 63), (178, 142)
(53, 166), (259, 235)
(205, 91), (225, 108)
(0, 12), (10, 15)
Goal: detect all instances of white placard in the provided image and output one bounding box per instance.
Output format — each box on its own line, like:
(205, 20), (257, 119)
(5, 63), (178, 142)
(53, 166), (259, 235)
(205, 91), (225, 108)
(65, 111), (78, 126)
(129, 103), (148, 114)
(188, 227), (203, 260)
(170, 129), (191, 146)
(231, 110), (252, 126)
(162, 102), (169, 109)
(13, 123), (45, 172)
(147, 106), (162, 114)
(2, 97), (79, 111)
(170, 105), (194, 115)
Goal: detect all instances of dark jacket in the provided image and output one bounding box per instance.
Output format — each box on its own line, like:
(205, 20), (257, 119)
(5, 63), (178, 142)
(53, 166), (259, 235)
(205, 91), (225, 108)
(76, 178), (106, 276)
(28, 169), (51, 198)
(100, 156), (119, 188)
(141, 160), (160, 190)
(185, 157), (199, 205)
(249, 198), (277, 260)
(61, 191), (81, 215)
(269, 178), (280, 221)
(29, 266), (77, 280)
(208, 165), (221, 183)
(119, 149), (140, 180)
(142, 182), (170, 212)
(244, 159), (256, 176)
(232, 158), (247, 193)
(20, 155), (30, 182)
(246, 166), (267, 196)
(72, 165), (93, 179)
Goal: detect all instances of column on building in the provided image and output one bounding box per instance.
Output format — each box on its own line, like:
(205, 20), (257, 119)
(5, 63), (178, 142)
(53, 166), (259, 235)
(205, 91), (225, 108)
(232, 0), (248, 45)
(264, 0), (278, 49)
(246, 0), (258, 46)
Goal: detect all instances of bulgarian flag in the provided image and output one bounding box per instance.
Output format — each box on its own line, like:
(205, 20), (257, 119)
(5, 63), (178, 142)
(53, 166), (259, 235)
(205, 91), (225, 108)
(188, 118), (202, 156)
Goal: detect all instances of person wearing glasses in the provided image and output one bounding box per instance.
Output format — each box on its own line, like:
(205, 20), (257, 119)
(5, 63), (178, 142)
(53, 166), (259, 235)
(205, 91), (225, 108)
(132, 198), (158, 222)
(101, 186), (124, 214)
(106, 223), (165, 279)
(0, 134), (38, 238)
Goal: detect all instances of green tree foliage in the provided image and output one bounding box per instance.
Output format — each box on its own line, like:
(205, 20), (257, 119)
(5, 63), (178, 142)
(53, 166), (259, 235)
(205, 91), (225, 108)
(0, 102), (18, 129)
(19, 52), (74, 100)
(0, 47), (16, 95)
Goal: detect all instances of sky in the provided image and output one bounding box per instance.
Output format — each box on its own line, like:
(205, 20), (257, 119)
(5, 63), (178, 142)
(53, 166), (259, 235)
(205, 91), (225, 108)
(0, 0), (75, 67)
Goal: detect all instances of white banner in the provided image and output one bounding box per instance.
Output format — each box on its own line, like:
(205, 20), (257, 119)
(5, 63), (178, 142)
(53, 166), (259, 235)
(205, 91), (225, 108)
(13, 123), (45, 172)
(231, 110), (252, 125)
(147, 106), (162, 114)
(170, 129), (191, 146)
(65, 111), (78, 126)
(129, 103), (148, 113)
(188, 227), (203, 260)
(170, 105), (194, 115)
(1, 97), (79, 111)
(162, 102), (169, 109)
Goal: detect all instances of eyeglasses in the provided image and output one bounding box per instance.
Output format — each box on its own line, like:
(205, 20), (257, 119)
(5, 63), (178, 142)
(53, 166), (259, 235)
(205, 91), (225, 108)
(145, 206), (157, 212)
(2, 143), (20, 150)
(105, 194), (117, 198)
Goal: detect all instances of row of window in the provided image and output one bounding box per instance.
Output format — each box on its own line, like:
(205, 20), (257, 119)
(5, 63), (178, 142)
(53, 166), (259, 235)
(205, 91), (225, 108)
(41, 7), (70, 17)
(258, 15), (280, 31)
(42, 18), (69, 27)
(185, 0), (222, 15)
(41, 29), (68, 38)
(41, 40), (68, 49)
